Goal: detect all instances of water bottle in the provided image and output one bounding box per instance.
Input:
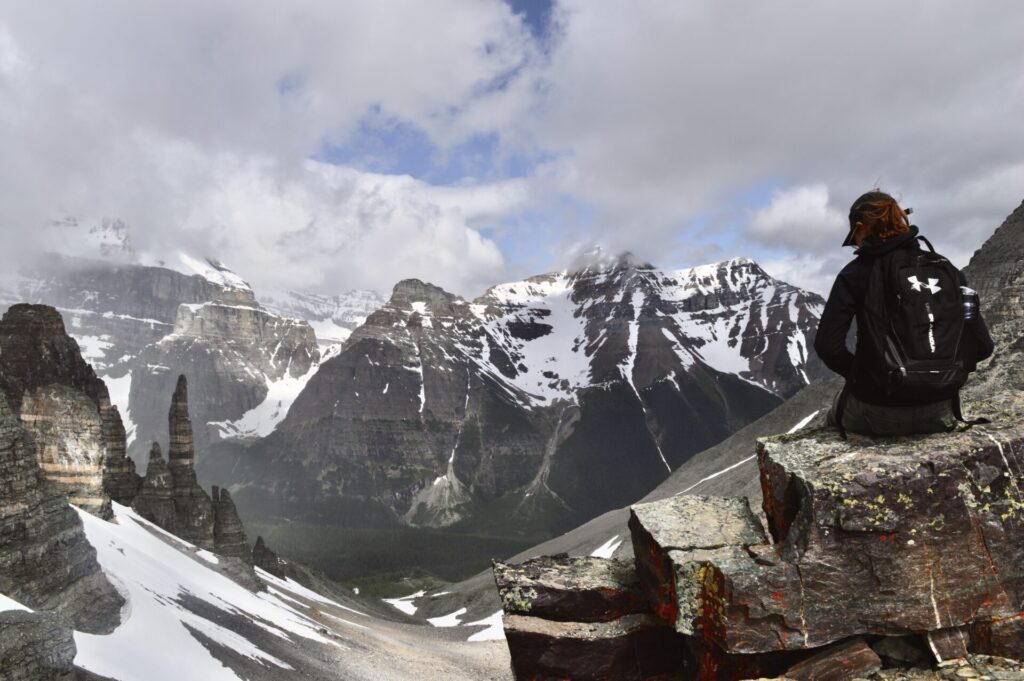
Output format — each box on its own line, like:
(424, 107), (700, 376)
(961, 286), (979, 321)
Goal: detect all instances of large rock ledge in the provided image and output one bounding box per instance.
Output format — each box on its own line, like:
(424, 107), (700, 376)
(492, 391), (1024, 679)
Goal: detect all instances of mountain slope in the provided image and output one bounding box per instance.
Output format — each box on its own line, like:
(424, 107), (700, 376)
(212, 256), (826, 543)
(413, 195), (1024, 629)
(0, 254), (381, 465)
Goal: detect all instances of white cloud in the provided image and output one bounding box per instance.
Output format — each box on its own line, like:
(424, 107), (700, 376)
(748, 185), (847, 253)
(0, 2), (535, 292)
(2, 2), (1024, 294)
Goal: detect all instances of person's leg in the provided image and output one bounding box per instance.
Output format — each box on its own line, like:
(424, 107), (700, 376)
(908, 399), (957, 434)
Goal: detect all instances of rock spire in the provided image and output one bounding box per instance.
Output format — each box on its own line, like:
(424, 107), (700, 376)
(132, 442), (176, 531)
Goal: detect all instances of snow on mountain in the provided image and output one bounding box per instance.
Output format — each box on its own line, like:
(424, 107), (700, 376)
(260, 289), (384, 347)
(468, 255), (824, 408)
(73, 504), (337, 680)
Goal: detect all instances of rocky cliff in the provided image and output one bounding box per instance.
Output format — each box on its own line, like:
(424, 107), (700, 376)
(131, 374), (252, 566)
(213, 257), (825, 540)
(494, 390), (1024, 679)
(0, 391), (123, 634)
(0, 254), (340, 466)
(0, 304), (139, 517)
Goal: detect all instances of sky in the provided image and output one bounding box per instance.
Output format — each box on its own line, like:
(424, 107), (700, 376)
(1, 1), (1023, 298)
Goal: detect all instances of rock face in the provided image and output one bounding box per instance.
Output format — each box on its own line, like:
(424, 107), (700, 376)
(0, 304), (139, 516)
(494, 392), (1024, 678)
(0, 254), (333, 466)
(131, 296), (320, 452)
(217, 257), (826, 539)
(132, 442), (176, 530)
(494, 555), (649, 623)
(132, 377), (256, 566)
(252, 536), (286, 578)
(166, 376), (215, 549)
(212, 486), (249, 561)
(19, 384), (111, 518)
(494, 554), (689, 680)
(0, 610), (77, 681)
(963, 199), (1024, 329)
(0, 394), (123, 633)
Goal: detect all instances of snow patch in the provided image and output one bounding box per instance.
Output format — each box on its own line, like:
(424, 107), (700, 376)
(74, 504), (338, 681)
(209, 363), (319, 439)
(382, 590), (425, 616)
(590, 535), (624, 559)
(465, 610), (505, 642)
(0, 592), (30, 613)
(427, 607), (467, 627)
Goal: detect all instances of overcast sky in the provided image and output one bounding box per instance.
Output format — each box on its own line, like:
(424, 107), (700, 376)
(1, 1), (1023, 298)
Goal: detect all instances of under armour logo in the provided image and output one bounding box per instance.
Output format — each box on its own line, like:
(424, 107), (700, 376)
(908, 275), (941, 294)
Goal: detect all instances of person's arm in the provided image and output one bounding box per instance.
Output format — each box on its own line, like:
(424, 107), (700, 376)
(814, 273), (857, 377)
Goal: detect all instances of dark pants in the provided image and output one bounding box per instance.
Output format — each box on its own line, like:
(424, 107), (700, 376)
(827, 390), (956, 437)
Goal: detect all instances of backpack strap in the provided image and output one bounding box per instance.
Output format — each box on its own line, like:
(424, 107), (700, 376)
(916, 235), (937, 253)
(952, 392), (990, 429)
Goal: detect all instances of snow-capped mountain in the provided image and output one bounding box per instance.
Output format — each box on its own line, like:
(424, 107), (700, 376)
(260, 289), (384, 348)
(0, 253), (382, 464)
(209, 256), (826, 536)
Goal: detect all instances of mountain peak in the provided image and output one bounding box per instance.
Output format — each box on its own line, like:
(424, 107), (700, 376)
(390, 278), (460, 308)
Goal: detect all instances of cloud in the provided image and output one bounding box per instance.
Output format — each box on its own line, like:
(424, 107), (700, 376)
(521, 1), (1024, 270)
(748, 185), (847, 253)
(0, 1), (536, 292)
(2, 2), (1024, 296)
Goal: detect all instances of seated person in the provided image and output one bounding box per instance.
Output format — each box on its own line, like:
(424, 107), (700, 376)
(814, 190), (994, 436)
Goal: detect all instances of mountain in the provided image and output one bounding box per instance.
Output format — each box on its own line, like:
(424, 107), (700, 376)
(0, 312), (513, 678)
(0, 254), (382, 464)
(260, 289), (384, 348)
(209, 256), (826, 546)
(407, 197), (1024, 631)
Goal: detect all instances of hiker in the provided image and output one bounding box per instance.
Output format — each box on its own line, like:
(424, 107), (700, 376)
(814, 190), (994, 437)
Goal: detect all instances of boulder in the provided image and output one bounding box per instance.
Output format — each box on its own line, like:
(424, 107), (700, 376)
(493, 554), (649, 622)
(659, 391), (1024, 655)
(628, 494), (769, 632)
(782, 637), (882, 681)
(502, 613), (688, 681)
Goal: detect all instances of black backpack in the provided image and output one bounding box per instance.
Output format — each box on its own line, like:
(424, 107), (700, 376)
(858, 236), (968, 404)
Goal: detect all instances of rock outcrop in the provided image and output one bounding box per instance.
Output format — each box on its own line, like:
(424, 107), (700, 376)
(0, 610), (77, 681)
(494, 391), (1024, 679)
(494, 555), (688, 680)
(166, 375), (215, 549)
(132, 442), (176, 530)
(0, 394), (123, 633)
(252, 536), (286, 578)
(0, 304), (139, 516)
(212, 486), (249, 561)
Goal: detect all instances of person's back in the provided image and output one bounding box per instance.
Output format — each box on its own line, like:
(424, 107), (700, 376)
(813, 190), (994, 436)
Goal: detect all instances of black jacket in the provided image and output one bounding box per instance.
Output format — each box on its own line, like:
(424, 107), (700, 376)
(813, 227), (995, 405)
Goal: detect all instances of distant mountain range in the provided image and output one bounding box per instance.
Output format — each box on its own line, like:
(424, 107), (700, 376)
(0, 253), (383, 463)
(205, 254), (827, 539)
(1, 242), (827, 562)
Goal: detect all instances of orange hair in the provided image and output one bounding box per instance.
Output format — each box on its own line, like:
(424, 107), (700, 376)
(849, 192), (911, 244)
